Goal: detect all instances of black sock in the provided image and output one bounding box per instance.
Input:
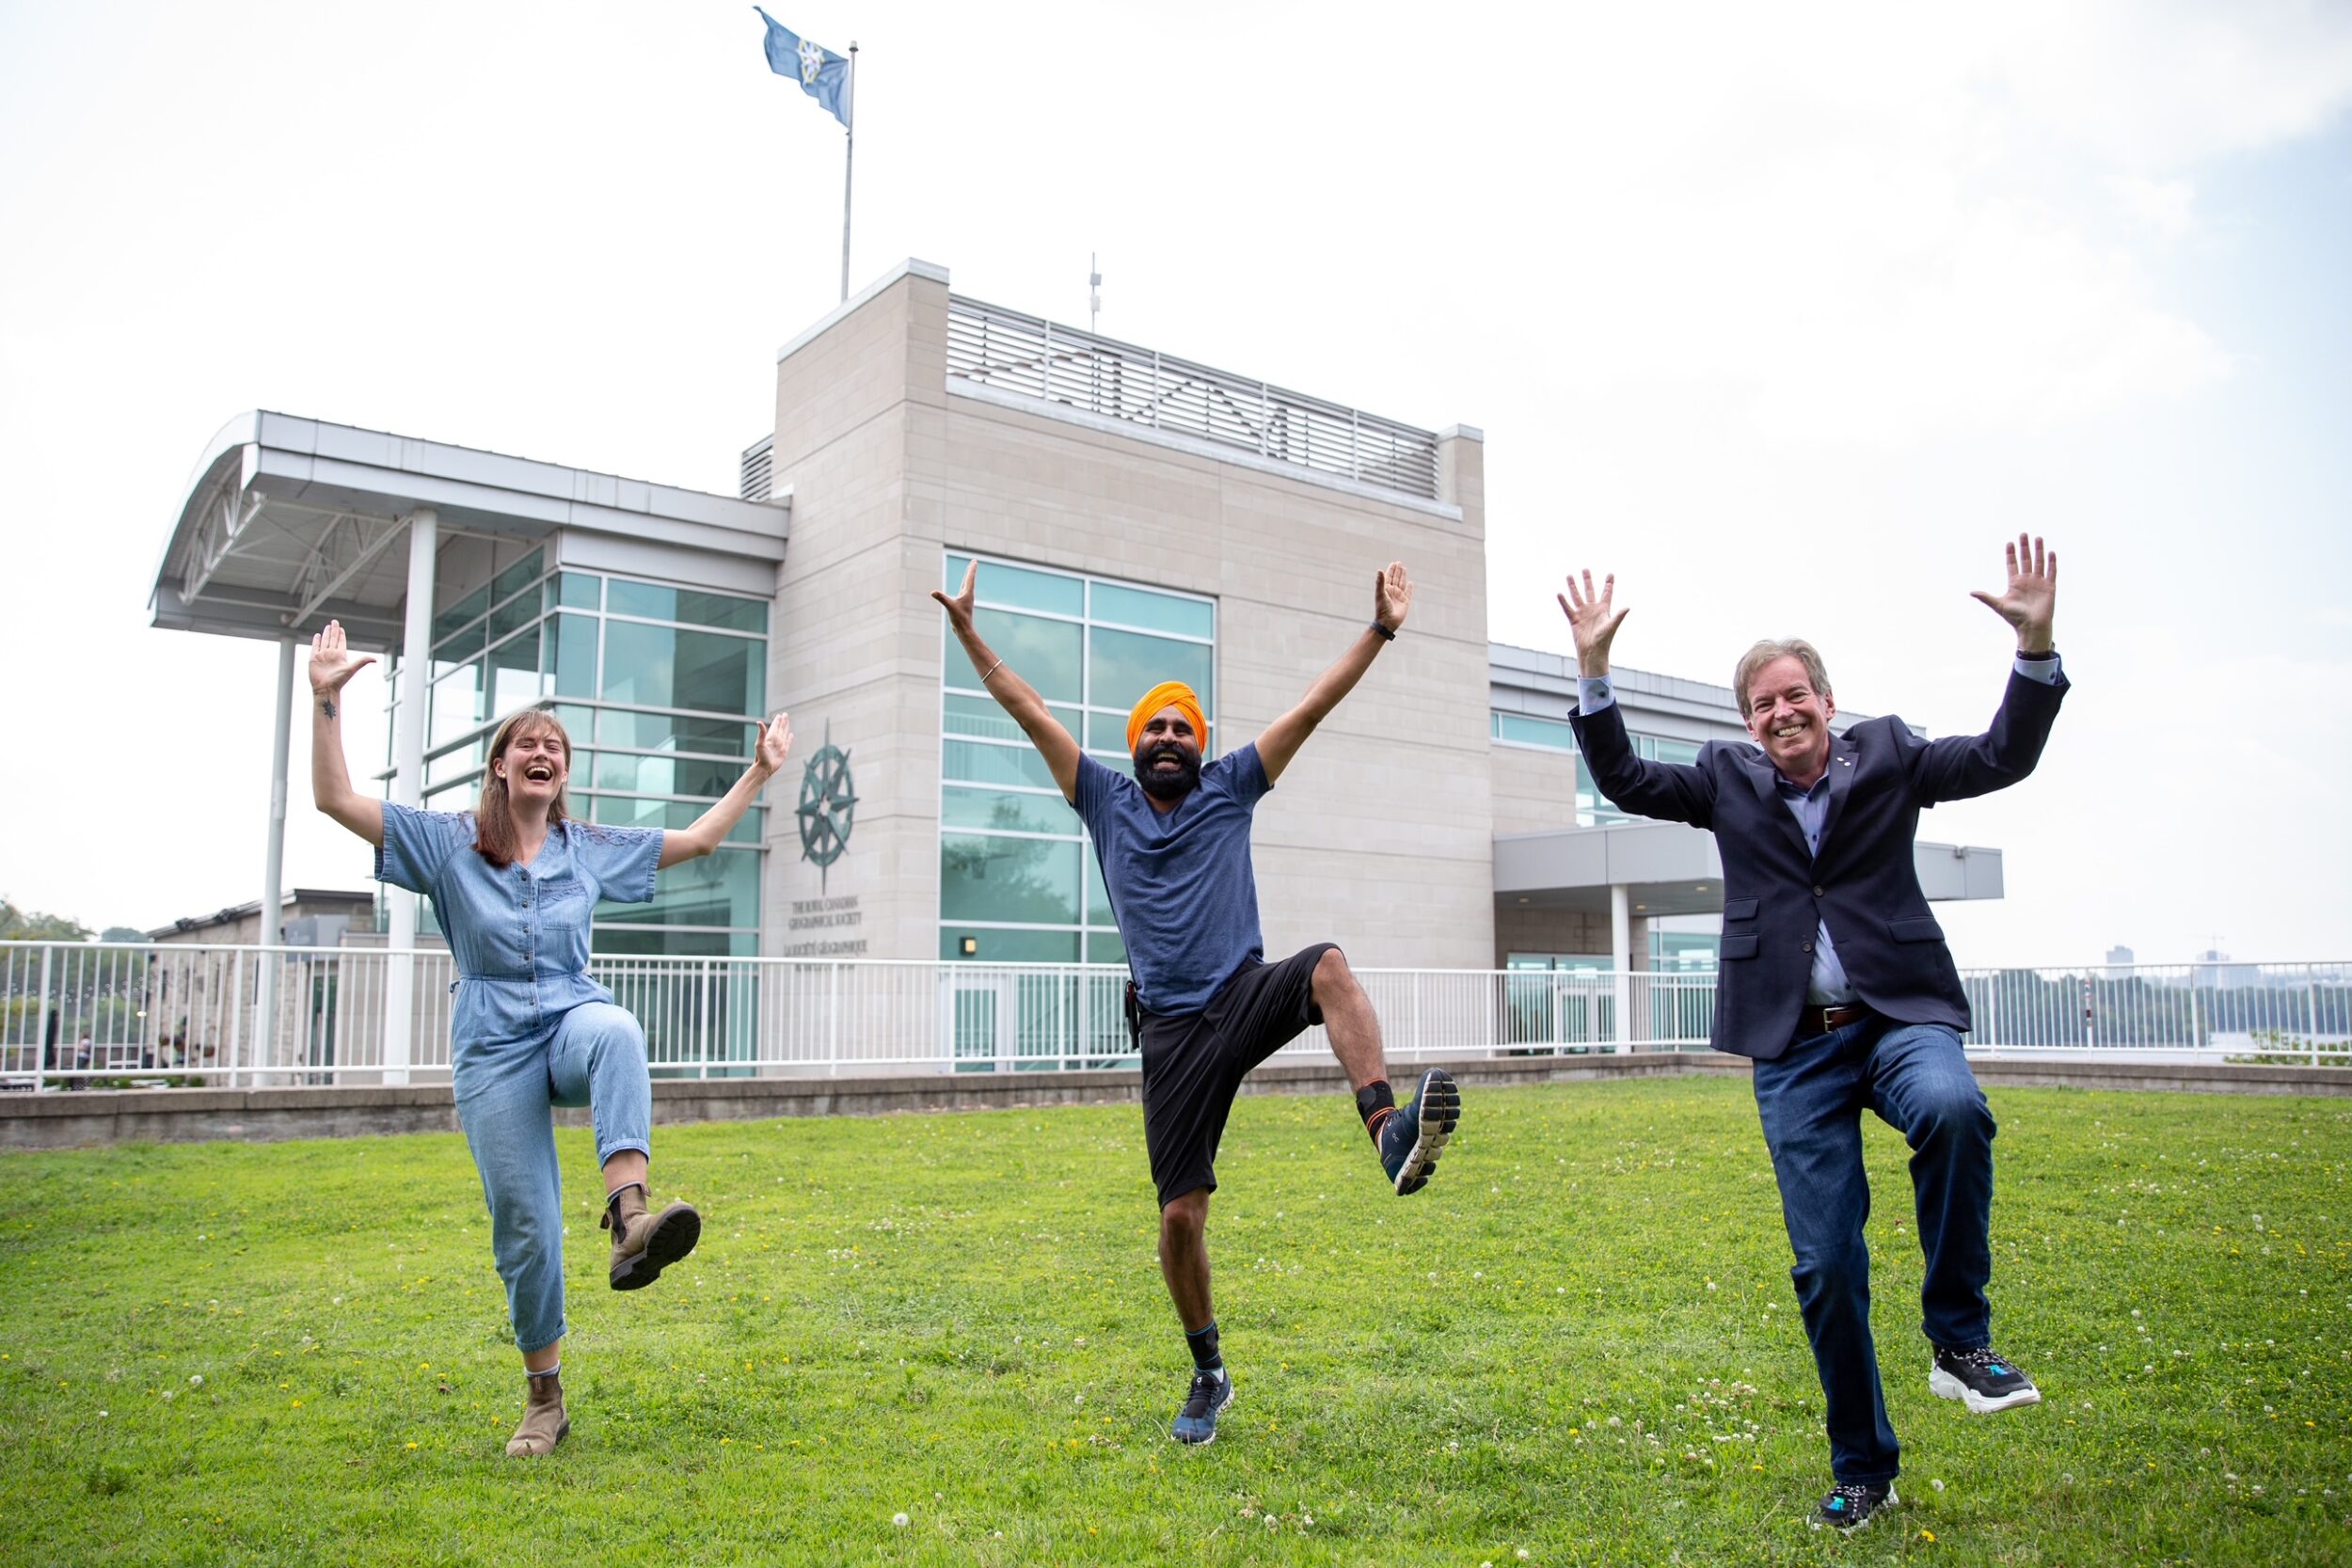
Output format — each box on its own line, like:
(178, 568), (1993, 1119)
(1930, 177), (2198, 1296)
(1357, 1079), (1396, 1141)
(1185, 1321), (1223, 1373)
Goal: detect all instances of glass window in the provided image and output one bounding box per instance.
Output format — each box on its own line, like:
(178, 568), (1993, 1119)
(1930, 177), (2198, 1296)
(942, 693), (1082, 744)
(1085, 929), (1127, 966)
(433, 585), (488, 645)
(1090, 581), (1213, 640)
(601, 622), (763, 716)
(938, 927), (1080, 962)
(487, 628), (543, 717)
(491, 548), (545, 608)
(546, 611), (598, 699)
(487, 593), (536, 644)
(942, 739), (1060, 792)
(432, 619), (485, 674)
(423, 782), (474, 814)
(1493, 712), (1577, 751)
(946, 554), (1085, 616)
(940, 833), (1081, 926)
(1089, 627), (1212, 719)
(594, 927), (755, 958)
(429, 663), (485, 749)
(596, 709), (752, 756)
(1085, 853), (1114, 927)
(942, 785), (1073, 835)
(558, 572), (602, 610)
(606, 578), (768, 633)
(426, 738), (484, 790)
(593, 752), (741, 799)
(596, 847), (759, 927)
(945, 609), (1082, 702)
(1645, 735), (1703, 766)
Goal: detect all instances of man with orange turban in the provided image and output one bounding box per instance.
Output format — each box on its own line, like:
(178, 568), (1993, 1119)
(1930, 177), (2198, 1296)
(936, 558), (1461, 1448)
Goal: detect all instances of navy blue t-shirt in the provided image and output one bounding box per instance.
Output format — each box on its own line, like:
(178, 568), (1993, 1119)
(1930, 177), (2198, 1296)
(1071, 744), (1272, 1015)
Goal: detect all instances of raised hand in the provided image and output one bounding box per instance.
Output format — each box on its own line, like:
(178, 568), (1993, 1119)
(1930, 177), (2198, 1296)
(1556, 569), (1629, 676)
(755, 712), (794, 777)
(1967, 534), (2058, 653)
(308, 619), (375, 698)
(930, 560), (977, 631)
(1374, 561), (1414, 632)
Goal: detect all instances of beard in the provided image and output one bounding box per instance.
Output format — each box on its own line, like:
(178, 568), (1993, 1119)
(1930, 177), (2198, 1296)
(1133, 741), (1201, 800)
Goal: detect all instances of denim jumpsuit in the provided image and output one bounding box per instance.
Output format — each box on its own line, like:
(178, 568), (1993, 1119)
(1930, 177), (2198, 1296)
(377, 803), (662, 1354)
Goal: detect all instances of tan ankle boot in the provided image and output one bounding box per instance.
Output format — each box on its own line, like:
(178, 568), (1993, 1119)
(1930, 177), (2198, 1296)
(603, 1181), (701, 1291)
(504, 1371), (567, 1457)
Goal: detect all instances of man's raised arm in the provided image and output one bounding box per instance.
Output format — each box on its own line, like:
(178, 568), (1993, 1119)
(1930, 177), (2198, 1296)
(933, 561), (1084, 800)
(1255, 562), (1412, 784)
(1558, 568), (1716, 827)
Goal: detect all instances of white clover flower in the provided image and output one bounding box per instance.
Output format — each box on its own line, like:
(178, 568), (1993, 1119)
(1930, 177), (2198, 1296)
(189, 1375), (203, 1386)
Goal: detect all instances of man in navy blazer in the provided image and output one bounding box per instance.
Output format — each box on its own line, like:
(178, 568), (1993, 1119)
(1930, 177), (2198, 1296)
(1560, 537), (2066, 1532)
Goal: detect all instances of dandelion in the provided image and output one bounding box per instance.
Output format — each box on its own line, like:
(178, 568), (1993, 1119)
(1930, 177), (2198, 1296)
(1921, 1529), (1937, 1543)
(892, 1513), (909, 1528)
(405, 1442), (419, 1450)
(1931, 1479), (1946, 1492)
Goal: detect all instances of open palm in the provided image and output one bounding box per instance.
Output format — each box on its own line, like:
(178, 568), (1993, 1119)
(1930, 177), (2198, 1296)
(1967, 534), (2058, 650)
(308, 620), (375, 694)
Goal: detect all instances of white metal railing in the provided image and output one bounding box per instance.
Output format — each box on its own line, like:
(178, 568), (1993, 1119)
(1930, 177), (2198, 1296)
(2, 943), (2344, 1090)
(944, 294), (1443, 500)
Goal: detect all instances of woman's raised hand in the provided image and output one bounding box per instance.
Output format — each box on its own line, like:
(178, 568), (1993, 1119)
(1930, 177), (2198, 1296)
(308, 620), (375, 697)
(755, 712), (794, 777)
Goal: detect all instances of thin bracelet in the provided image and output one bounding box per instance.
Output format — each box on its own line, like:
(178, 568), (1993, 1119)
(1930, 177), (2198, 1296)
(979, 658), (1004, 682)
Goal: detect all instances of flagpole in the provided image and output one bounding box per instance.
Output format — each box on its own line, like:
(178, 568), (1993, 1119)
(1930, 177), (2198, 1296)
(839, 41), (857, 303)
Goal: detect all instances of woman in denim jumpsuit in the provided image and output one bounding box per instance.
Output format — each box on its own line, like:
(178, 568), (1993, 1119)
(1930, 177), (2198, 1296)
(307, 620), (790, 1457)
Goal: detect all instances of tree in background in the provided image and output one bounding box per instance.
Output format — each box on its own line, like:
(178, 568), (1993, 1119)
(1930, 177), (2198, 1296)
(1, 897), (92, 942)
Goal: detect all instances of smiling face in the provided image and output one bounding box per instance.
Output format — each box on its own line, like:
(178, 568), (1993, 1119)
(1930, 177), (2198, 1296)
(490, 712), (572, 811)
(1742, 654), (1836, 785)
(1131, 705), (1202, 801)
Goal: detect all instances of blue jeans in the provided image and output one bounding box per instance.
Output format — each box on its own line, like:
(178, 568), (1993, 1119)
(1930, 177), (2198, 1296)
(1752, 1017), (1995, 1485)
(453, 1002), (653, 1354)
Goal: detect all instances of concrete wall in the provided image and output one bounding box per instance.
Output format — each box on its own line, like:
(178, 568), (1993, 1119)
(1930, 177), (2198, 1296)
(763, 264), (1496, 970)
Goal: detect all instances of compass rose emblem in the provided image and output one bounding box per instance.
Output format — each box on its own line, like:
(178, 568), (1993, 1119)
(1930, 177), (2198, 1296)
(796, 721), (857, 890)
(797, 37), (825, 86)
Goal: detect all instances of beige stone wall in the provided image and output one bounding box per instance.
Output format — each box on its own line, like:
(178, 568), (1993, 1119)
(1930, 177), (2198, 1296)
(763, 266), (1497, 970)
(1489, 743), (1583, 836)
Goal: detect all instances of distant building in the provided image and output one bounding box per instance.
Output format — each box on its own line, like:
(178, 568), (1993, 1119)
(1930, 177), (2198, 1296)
(149, 890), (379, 949)
(2106, 944), (2135, 966)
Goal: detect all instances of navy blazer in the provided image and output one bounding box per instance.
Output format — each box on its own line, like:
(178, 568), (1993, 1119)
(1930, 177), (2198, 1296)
(1568, 669), (2069, 1060)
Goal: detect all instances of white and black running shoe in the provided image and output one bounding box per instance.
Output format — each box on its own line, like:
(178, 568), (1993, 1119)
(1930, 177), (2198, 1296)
(1810, 1482), (1897, 1531)
(1378, 1068), (1461, 1196)
(1930, 1345), (2042, 1413)
(1171, 1367), (1233, 1445)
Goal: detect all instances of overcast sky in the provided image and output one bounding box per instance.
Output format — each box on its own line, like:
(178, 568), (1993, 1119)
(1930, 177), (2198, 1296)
(2, 2), (2346, 967)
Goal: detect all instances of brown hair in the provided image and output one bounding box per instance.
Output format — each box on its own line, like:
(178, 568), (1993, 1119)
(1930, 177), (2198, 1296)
(1732, 639), (1834, 715)
(474, 708), (573, 868)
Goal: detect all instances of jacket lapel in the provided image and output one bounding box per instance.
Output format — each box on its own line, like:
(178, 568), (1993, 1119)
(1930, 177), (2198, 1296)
(1740, 748), (1815, 861)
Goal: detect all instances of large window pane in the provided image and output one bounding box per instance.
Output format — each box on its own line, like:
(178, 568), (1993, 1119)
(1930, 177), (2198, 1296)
(491, 548), (545, 607)
(547, 611), (598, 699)
(591, 794), (764, 845)
(940, 833), (1080, 925)
(429, 663), (485, 748)
(946, 610), (1082, 702)
(426, 738), (484, 789)
(487, 594), (535, 644)
(606, 579), (769, 633)
(942, 785), (1074, 835)
(943, 693), (1080, 744)
(938, 927), (1079, 962)
(945, 554), (1085, 616)
(434, 585), (488, 645)
(597, 709), (752, 756)
(594, 752), (740, 798)
(593, 927), (755, 958)
(1089, 627), (1212, 718)
(1085, 929), (1127, 966)
(1089, 581), (1212, 640)
(596, 847), (759, 927)
(602, 622), (763, 715)
(432, 618), (485, 674)
(559, 572), (602, 610)
(487, 628), (543, 718)
(1085, 852), (1114, 927)
(942, 739), (1059, 792)
(1494, 712), (1576, 752)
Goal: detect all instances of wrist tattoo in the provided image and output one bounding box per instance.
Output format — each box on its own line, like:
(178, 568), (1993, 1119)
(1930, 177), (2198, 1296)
(320, 699), (338, 720)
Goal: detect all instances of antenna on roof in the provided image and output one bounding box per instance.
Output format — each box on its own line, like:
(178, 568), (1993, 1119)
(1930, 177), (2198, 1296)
(1089, 253), (1102, 334)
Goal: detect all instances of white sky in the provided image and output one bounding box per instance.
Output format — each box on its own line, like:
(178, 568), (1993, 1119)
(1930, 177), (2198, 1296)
(2, 1), (2347, 966)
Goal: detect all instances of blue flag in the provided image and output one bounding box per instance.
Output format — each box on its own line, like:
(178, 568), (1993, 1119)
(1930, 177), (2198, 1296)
(755, 8), (851, 129)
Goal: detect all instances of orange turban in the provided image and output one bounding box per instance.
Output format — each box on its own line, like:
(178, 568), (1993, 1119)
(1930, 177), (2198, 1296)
(1126, 681), (1206, 753)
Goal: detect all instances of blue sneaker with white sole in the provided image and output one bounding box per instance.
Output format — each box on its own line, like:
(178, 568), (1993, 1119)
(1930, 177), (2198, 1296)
(1171, 1366), (1232, 1445)
(1376, 1068), (1461, 1196)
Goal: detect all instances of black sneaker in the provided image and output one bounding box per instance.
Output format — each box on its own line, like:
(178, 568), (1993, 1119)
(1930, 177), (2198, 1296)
(1171, 1366), (1232, 1445)
(1377, 1069), (1461, 1196)
(1810, 1482), (1897, 1531)
(1930, 1345), (2042, 1413)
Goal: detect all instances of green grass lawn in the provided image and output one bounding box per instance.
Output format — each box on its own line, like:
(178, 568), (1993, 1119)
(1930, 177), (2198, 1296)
(3, 1076), (2347, 1566)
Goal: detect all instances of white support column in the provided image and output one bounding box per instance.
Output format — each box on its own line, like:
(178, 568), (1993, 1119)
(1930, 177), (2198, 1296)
(382, 508), (437, 1085)
(257, 636), (296, 1081)
(1610, 883), (1632, 1053)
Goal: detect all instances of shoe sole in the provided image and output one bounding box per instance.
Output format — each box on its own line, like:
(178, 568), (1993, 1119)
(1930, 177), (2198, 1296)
(612, 1204), (701, 1291)
(1172, 1379), (1235, 1446)
(1392, 1069), (1461, 1196)
(1810, 1487), (1898, 1531)
(1930, 1368), (2042, 1413)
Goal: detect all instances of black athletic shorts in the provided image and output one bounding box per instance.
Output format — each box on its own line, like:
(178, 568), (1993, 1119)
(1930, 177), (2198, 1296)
(1138, 942), (1338, 1210)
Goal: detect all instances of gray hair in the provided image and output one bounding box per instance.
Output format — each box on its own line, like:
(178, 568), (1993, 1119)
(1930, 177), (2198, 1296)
(1733, 639), (1833, 715)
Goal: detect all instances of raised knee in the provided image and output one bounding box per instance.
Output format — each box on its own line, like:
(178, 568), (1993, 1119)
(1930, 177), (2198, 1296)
(1160, 1192), (1208, 1241)
(1915, 1085), (1994, 1145)
(1790, 1246), (1867, 1304)
(1311, 946), (1354, 995)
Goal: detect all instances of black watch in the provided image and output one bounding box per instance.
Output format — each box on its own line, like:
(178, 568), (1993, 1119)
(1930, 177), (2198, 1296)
(1369, 621), (1397, 641)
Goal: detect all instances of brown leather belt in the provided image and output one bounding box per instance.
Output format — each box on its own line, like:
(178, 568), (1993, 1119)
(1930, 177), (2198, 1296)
(1795, 1003), (1871, 1040)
